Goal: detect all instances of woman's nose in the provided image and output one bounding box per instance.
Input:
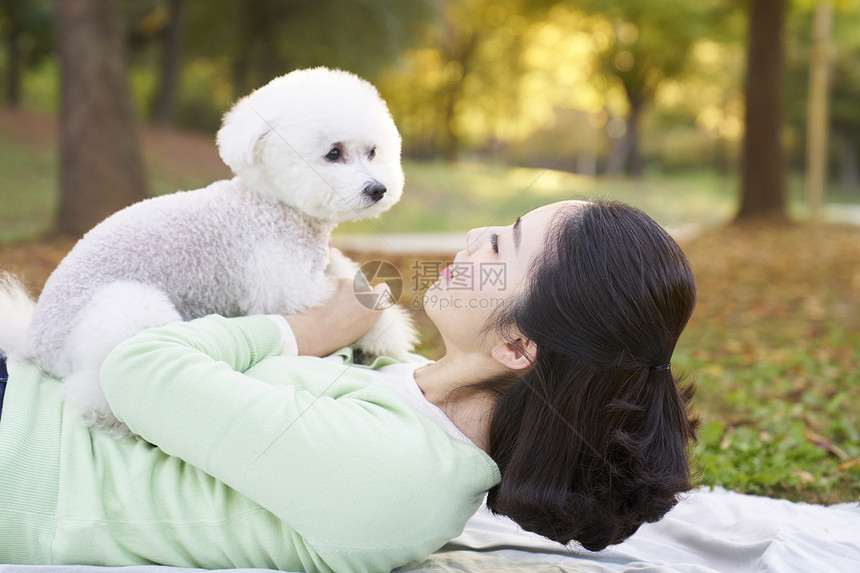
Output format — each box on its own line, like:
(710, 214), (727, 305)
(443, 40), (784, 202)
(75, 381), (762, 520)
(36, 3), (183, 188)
(466, 227), (487, 254)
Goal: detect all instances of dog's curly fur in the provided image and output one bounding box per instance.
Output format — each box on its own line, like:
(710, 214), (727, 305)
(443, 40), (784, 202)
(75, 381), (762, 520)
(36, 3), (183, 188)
(1, 67), (417, 437)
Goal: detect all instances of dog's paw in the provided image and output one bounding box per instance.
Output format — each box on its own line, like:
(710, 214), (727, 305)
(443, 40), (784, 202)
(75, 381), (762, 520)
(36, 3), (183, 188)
(354, 304), (418, 362)
(63, 368), (134, 439)
(81, 409), (135, 440)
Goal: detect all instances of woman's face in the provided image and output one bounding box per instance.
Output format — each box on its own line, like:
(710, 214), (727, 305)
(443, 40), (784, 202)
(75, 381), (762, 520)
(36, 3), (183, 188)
(424, 200), (585, 354)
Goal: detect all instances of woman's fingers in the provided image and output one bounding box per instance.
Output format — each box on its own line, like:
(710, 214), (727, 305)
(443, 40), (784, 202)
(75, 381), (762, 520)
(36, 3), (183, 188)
(283, 277), (386, 356)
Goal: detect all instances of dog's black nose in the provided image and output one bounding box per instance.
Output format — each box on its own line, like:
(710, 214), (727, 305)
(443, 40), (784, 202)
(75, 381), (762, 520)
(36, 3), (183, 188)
(363, 182), (387, 203)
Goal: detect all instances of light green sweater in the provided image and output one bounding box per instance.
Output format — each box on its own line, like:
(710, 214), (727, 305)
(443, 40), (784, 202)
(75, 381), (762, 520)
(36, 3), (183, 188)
(0, 315), (500, 572)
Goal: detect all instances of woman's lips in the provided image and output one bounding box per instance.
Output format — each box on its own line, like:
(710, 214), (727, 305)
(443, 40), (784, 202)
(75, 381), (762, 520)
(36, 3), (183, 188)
(440, 265), (453, 281)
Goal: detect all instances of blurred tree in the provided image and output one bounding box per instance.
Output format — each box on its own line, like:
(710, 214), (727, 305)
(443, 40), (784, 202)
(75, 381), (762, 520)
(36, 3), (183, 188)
(427, 0), (531, 160)
(180, 0), (433, 101)
(386, 0), (739, 166)
(0, 0), (21, 105)
(804, 2), (832, 216)
(829, 15), (860, 193)
(785, 1), (860, 194)
(56, 0), (147, 236)
(576, 0), (722, 177)
(381, 0), (543, 160)
(736, 0), (787, 221)
(435, 0), (482, 160)
(150, 0), (185, 125)
(135, 0), (434, 132)
(0, 0), (52, 106)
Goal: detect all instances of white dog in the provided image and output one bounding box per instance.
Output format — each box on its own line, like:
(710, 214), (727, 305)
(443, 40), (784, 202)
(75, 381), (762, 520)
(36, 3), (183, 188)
(3, 67), (417, 436)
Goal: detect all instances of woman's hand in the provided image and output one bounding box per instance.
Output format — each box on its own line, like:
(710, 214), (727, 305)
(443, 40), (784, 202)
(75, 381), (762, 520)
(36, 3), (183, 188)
(284, 277), (388, 357)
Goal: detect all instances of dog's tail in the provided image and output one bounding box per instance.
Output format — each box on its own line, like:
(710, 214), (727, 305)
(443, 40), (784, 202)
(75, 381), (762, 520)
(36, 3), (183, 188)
(0, 271), (36, 361)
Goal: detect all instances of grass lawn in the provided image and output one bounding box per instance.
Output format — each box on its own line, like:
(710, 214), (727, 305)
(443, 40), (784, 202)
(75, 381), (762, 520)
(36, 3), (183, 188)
(0, 125), (58, 242)
(337, 161), (738, 236)
(1, 108), (858, 504)
(675, 223), (860, 503)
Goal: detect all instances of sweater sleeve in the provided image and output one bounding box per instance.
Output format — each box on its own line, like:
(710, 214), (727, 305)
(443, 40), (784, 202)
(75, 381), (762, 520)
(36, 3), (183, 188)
(100, 315), (494, 572)
(264, 314), (299, 355)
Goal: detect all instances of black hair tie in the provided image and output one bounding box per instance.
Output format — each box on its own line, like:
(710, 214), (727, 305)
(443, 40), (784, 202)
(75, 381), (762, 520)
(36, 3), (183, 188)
(652, 363), (671, 372)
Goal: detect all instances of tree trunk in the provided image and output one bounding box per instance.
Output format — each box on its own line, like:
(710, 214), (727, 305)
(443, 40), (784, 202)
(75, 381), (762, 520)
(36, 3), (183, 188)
(441, 86), (461, 162)
(627, 95), (645, 177)
(231, 0), (263, 100)
(438, 4), (479, 162)
(56, 0), (148, 237)
(605, 129), (630, 177)
(736, 0), (788, 222)
(150, 0), (185, 125)
(3, 0), (22, 106)
(837, 131), (859, 192)
(805, 2), (833, 217)
(231, 43), (252, 102)
(606, 94), (644, 177)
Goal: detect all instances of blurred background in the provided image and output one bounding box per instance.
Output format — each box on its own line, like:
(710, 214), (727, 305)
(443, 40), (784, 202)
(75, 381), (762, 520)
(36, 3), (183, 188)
(2, 0), (860, 238)
(0, 0), (858, 505)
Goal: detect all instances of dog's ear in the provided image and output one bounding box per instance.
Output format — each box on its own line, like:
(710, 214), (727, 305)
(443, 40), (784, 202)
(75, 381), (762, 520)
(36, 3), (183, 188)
(216, 99), (271, 173)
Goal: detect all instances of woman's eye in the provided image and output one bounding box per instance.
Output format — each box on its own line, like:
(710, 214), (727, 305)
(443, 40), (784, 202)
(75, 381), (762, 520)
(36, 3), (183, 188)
(325, 148), (341, 162)
(490, 233), (499, 254)
(368, 146), (376, 160)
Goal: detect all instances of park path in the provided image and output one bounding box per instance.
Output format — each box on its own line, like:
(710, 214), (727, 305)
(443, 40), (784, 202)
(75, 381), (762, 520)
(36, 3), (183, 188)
(333, 223), (704, 255)
(334, 204), (860, 255)
(823, 203), (860, 225)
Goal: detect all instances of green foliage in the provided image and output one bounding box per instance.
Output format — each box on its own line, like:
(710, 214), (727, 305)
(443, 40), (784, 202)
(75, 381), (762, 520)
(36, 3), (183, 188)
(3, 0), (860, 181)
(180, 0), (433, 97)
(378, 0), (540, 157)
(18, 58), (58, 113)
(0, 0), (53, 67)
(584, 0), (724, 100)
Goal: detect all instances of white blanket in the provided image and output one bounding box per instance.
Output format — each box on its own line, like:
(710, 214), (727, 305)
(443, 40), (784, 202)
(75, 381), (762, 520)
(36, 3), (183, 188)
(401, 487), (860, 572)
(1, 488), (857, 572)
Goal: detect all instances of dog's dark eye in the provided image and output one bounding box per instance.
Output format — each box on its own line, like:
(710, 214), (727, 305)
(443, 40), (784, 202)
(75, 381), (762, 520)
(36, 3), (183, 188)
(368, 146), (376, 160)
(325, 147), (341, 162)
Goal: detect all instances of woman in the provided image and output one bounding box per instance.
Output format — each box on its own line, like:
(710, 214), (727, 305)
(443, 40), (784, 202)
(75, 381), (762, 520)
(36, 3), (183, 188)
(0, 199), (698, 572)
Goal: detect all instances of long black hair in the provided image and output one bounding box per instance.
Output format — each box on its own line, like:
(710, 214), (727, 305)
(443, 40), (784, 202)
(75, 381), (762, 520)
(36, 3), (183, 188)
(483, 199), (698, 551)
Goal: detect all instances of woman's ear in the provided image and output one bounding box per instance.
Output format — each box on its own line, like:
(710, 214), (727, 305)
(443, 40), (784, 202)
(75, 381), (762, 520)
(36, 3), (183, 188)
(491, 337), (537, 372)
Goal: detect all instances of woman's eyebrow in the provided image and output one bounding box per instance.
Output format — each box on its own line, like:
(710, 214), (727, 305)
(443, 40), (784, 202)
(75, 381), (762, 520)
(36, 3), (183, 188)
(513, 216), (522, 253)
